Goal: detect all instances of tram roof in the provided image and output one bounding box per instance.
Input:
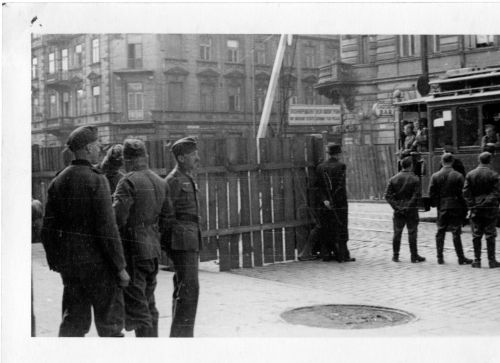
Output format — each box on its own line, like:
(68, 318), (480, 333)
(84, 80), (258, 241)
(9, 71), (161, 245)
(429, 68), (500, 85)
(394, 96), (432, 106)
(395, 89), (500, 107)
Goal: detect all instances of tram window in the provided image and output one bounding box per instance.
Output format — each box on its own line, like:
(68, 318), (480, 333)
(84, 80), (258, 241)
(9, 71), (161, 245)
(432, 109), (453, 149)
(483, 103), (500, 131)
(457, 106), (480, 147)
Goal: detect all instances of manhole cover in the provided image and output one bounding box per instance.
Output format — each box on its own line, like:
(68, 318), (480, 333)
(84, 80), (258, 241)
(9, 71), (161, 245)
(281, 304), (416, 329)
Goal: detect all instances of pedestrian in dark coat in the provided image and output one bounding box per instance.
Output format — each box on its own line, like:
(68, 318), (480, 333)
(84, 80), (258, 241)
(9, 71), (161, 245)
(463, 152), (500, 268)
(113, 139), (172, 337)
(100, 144), (125, 194)
(315, 142), (354, 262)
(384, 156), (426, 263)
(41, 126), (130, 337)
(428, 153), (472, 265)
(441, 145), (466, 177)
(164, 137), (202, 337)
(31, 197), (43, 337)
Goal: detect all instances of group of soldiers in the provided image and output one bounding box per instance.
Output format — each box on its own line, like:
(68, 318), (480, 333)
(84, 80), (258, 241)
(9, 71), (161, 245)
(39, 125), (202, 337)
(385, 150), (500, 268)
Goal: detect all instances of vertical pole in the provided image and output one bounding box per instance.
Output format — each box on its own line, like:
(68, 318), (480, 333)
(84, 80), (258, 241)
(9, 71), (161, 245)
(420, 35), (429, 78)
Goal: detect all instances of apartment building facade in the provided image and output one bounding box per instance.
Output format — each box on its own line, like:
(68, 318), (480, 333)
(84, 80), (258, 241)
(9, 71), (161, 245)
(31, 34), (339, 146)
(315, 35), (500, 146)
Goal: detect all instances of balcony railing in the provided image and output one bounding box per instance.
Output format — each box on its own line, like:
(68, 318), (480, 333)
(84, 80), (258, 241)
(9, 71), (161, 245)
(46, 70), (82, 88)
(45, 116), (74, 130)
(317, 61), (353, 85)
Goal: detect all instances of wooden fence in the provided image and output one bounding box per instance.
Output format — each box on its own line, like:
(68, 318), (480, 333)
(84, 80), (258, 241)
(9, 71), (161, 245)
(32, 139), (397, 271)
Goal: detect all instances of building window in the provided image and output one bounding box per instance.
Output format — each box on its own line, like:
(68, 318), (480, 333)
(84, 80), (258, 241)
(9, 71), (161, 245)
(32, 96), (40, 121)
(304, 84), (316, 105)
(429, 35), (440, 53)
(228, 86), (241, 111)
(49, 52), (55, 74)
(168, 81), (183, 111)
(284, 50), (294, 67)
(92, 85), (101, 113)
(166, 35), (183, 59)
(227, 39), (239, 63)
(92, 38), (100, 63)
(128, 42), (143, 68)
(457, 106), (480, 147)
(304, 45), (316, 68)
(359, 35), (369, 64)
(127, 83), (144, 120)
(76, 88), (84, 116)
(255, 42), (267, 65)
(49, 93), (57, 118)
(399, 35), (418, 57)
(465, 35), (495, 48)
(62, 48), (69, 72)
(199, 35), (212, 61)
(74, 44), (83, 67)
(62, 92), (70, 116)
(200, 83), (215, 111)
(256, 85), (267, 113)
(325, 41), (337, 63)
(32, 57), (38, 78)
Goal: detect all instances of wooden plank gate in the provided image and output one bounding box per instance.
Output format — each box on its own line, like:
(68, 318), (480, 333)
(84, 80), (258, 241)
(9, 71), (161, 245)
(31, 137), (323, 271)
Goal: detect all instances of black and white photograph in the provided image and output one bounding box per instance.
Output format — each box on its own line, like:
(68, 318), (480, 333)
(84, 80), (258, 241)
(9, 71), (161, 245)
(3, 2), (500, 363)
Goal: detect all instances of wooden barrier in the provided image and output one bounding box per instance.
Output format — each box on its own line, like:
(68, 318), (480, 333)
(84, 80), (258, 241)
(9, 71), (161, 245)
(31, 138), (397, 271)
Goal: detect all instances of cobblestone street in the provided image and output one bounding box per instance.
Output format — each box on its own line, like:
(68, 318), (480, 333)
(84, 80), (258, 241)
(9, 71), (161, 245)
(32, 202), (500, 339)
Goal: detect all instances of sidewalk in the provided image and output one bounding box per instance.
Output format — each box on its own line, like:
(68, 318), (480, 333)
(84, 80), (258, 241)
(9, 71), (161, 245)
(32, 202), (500, 338)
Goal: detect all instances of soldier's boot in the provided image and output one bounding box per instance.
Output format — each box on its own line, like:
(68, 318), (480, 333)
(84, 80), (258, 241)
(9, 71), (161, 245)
(392, 240), (401, 262)
(486, 238), (500, 268)
(472, 238), (482, 268)
(135, 326), (152, 338)
(453, 235), (472, 265)
(436, 237), (445, 264)
(410, 240), (426, 263)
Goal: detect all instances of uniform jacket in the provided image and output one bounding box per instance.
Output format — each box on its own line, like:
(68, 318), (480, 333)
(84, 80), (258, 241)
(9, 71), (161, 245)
(105, 169), (125, 195)
(316, 157), (348, 208)
(164, 166), (202, 251)
(428, 166), (466, 211)
(463, 165), (500, 218)
(384, 170), (421, 213)
(113, 165), (171, 261)
(41, 159), (126, 273)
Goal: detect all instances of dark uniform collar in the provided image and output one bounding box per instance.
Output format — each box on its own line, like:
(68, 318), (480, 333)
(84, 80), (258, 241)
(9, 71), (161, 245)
(71, 159), (93, 167)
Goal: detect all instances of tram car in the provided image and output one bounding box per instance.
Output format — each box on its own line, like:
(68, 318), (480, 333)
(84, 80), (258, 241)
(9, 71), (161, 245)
(394, 66), (500, 208)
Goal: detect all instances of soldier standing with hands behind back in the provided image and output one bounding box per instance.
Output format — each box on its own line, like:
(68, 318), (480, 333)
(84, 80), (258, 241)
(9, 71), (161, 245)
(113, 139), (172, 337)
(164, 137), (202, 337)
(385, 156), (426, 263)
(463, 151), (500, 268)
(41, 126), (130, 337)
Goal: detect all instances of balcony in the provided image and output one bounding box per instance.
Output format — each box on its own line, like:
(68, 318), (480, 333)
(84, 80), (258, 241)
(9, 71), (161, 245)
(316, 61), (353, 87)
(44, 117), (75, 137)
(315, 61), (356, 110)
(46, 70), (83, 90)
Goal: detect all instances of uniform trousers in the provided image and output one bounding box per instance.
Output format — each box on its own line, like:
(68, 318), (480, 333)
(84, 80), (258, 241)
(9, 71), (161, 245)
(59, 264), (124, 337)
(169, 250), (199, 338)
(435, 209), (466, 259)
(124, 258), (159, 337)
(392, 209), (419, 257)
(470, 216), (498, 261)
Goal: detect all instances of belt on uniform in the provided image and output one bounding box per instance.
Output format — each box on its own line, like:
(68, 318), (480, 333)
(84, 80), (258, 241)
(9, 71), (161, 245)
(175, 213), (199, 223)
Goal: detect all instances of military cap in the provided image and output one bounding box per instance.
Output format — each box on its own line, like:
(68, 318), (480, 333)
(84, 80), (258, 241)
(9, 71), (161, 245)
(123, 139), (147, 159)
(441, 152), (454, 164)
(102, 144), (124, 168)
(66, 126), (98, 152)
(171, 137), (198, 157)
(327, 142), (342, 155)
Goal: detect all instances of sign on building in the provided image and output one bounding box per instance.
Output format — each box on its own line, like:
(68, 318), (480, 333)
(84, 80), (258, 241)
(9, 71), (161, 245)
(288, 104), (342, 125)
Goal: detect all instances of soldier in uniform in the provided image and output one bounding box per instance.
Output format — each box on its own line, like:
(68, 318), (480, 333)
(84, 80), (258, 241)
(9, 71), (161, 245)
(315, 142), (354, 262)
(463, 152), (500, 268)
(113, 139), (171, 337)
(384, 156), (426, 263)
(41, 126), (130, 337)
(164, 137), (202, 337)
(428, 153), (472, 265)
(100, 144), (125, 194)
